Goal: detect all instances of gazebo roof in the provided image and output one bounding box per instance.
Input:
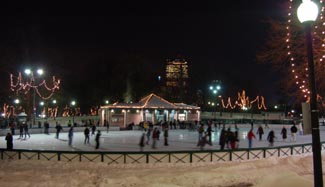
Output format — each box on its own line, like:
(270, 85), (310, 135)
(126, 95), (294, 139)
(101, 93), (200, 110)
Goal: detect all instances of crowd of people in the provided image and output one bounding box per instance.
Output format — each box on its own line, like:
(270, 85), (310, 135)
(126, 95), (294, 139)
(3, 119), (303, 151)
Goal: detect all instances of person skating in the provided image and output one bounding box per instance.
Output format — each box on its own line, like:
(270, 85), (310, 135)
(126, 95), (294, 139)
(290, 123), (298, 142)
(68, 127), (74, 146)
(281, 126), (287, 142)
(55, 122), (63, 139)
(5, 132), (13, 150)
(139, 133), (145, 151)
(163, 127), (169, 146)
(256, 125), (264, 141)
(247, 129), (256, 149)
(267, 130), (276, 147)
(95, 130), (101, 149)
(84, 126), (90, 144)
(152, 127), (159, 149)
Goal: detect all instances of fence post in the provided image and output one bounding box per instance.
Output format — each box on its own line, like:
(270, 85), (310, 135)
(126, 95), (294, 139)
(190, 152), (192, 163)
(290, 146), (293, 155)
(58, 153), (61, 161)
(101, 153), (104, 162)
(146, 153), (149, 163)
(229, 151), (232, 161)
(263, 149), (266, 158)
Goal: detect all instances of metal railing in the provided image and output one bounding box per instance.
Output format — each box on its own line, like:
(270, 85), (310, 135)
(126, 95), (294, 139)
(0, 142), (322, 164)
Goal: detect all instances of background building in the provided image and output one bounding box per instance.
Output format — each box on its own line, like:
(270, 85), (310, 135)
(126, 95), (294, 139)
(164, 58), (189, 103)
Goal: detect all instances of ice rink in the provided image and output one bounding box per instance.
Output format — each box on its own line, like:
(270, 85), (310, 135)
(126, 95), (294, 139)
(1, 124), (324, 152)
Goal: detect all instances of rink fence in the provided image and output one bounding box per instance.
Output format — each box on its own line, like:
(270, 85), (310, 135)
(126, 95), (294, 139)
(0, 142), (323, 164)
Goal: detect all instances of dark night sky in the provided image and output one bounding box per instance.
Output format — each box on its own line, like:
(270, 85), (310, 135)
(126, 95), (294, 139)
(0, 1), (286, 110)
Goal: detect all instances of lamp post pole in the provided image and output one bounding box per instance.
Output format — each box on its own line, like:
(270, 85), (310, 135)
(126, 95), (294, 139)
(297, 1), (323, 186)
(32, 85), (36, 127)
(305, 21), (323, 187)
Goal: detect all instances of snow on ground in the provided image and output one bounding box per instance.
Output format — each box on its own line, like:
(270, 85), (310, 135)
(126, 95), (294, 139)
(0, 153), (322, 187)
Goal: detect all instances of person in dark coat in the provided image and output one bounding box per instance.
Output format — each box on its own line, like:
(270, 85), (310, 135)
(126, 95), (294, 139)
(95, 130), (101, 149)
(5, 132), (13, 150)
(256, 125), (264, 141)
(139, 133), (145, 151)
(206, 122), (213, 145)
(23, 122), (30, 139)
(164, 127), (169, 146)
(91, 124), (96, 136)
(55, 122), (63, 139)
(152, 127), (159, 149)
(84, 127), (90, 144)
(68, 127), (74, 146)
(219, 127), (227, 150)
(19, 122), (24, 139)
(267, 130), (276, 147)
(281, 126), (287, 142)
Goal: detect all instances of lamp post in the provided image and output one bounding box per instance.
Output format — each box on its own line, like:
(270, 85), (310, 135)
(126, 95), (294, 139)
(25, 68), (43, 127)
(209, 80), (222, 118)
(297, 1), (323, 187)
(71, 100), (76, 126)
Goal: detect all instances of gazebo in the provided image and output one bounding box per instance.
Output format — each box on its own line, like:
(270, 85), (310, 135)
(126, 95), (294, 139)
(99, 93), (200, 127)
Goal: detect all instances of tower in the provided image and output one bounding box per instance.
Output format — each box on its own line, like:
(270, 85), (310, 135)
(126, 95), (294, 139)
(165, 58), (189, 102)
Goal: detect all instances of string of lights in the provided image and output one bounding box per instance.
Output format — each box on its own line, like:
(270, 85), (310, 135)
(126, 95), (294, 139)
(10, 72), (60, 100)
(286, 0), (325, 100)
(220, 90), (267, 110)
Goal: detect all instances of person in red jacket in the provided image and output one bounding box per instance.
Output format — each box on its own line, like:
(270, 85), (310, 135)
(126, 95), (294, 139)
(247, 129), (256, 149)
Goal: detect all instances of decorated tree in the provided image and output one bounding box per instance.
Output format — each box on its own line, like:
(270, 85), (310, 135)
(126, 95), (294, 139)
(257, 0), (325, 114)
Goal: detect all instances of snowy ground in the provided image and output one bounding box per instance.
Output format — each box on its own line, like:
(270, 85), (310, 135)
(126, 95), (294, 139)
(1, 124), (325, 187)
(0, 124), (324, 152)
(0, 153), (323, 187)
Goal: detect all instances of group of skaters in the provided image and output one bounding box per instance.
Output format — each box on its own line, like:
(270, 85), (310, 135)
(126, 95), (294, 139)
(247, 122), (300, 148)
(197, 121), (240, 150)
(138, 121), (169, 151)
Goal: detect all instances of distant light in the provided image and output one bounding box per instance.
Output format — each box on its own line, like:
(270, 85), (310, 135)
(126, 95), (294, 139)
(37, 69), (44, 75)
(71, 101), (76, 106)
(24, 69), (31, 75)
(209, 86), (213, 90)
(105, 100), (109, 104)
(14, 99), (20, 104)
(1, 113), (5, 117)
(216, 85), (221, 90)
(291, 110), (295, 113)
(158, 76), (161, 81)
(213, 90), (217, 94)
(52, 100), (57, 104)
(274, 105), (278, 109)
(40, 101), (44, 106)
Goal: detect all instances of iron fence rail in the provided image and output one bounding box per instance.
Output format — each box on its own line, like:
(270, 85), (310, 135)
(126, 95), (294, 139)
(0, 142), (322, 164)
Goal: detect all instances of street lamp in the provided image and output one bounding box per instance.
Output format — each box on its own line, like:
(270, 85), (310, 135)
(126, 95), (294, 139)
(297, 1), (323, 187)
(71, 100), (76, 125)
(25, 68), (43, 127)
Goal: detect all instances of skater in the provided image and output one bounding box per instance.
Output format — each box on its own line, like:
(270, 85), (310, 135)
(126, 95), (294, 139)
(281, 126), (287, 142)
(55, 122), (63, 139)
(23, 122), (30, 139)
(91, 124), (96, 136)
(256, 125), (264, 141)
(290, 122), (298, 142)
(219, 127), (227, 150)
(247, 128), (256, 149)
(152, 127), (159, 149)
(84, 126), (90, 144)
(95, 130), (101, 149)
(19, 122), (24, 139)
(139, 133), (145, 151)
(5, 132), (13, 150)
(199, 134), (208, 150)
(267, 129), (276, 147)
(146, 126), (152, 145)
(206, 121), (213, 145)
(68, 127), (73, 146)
(164, 127), (169, 146)
(44, 121), (50, 134)
(197, 123), (204, 146)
